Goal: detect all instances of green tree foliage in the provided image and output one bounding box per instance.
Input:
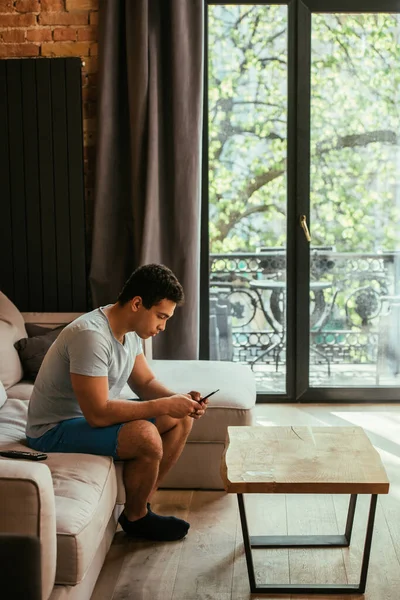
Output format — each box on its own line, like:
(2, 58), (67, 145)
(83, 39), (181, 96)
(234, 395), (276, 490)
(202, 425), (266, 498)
(209, 7), (400, 253)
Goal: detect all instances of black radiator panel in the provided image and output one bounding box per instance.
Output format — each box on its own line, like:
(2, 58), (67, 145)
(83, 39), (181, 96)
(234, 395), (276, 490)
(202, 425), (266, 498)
(0, 57), (87, 312)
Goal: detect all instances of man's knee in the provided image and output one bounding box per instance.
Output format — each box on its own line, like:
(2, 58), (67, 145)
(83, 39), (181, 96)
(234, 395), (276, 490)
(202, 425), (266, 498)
(140, 427), (163, 461)
(180, 415), (194, 436)
(117, 421), (163, 461)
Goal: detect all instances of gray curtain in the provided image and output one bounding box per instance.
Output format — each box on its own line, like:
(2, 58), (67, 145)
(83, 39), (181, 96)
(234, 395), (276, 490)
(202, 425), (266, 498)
(90, 0), (204, 359)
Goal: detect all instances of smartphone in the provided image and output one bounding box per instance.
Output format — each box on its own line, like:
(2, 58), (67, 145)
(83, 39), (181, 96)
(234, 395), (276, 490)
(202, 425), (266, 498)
(199, 388), (220, 402)
(0, 450), (48, 461)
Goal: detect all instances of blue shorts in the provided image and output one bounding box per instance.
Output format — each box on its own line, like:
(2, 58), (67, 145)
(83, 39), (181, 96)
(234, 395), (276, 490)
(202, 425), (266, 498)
(27, 415), (156, 460)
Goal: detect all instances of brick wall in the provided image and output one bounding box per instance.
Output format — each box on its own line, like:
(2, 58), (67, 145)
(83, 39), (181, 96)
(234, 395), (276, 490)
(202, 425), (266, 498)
(0, 0), (99, 243)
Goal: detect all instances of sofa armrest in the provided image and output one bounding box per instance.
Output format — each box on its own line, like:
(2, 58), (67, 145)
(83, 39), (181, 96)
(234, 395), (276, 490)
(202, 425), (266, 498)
(0, 534), (42, 600)
(0, 459), (57, 600)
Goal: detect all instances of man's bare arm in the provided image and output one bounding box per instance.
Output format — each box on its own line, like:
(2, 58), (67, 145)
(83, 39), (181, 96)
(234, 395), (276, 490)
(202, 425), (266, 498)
(70, 373), (199, 428)
(127, 354), (208, 421)
(128, 353), (175, 399)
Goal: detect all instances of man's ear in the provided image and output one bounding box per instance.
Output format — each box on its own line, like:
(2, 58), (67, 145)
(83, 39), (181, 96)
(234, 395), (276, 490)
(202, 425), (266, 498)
(130, 296), (142, 312)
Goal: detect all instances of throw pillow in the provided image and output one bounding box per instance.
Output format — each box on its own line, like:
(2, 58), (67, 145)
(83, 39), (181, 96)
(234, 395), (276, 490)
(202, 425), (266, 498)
(0, 380), (7, 409)
(14, 326), (64, 381)
(25, 323), (54, 338)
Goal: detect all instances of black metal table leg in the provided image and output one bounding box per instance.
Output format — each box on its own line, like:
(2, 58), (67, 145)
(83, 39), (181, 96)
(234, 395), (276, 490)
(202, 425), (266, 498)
(344, 493), (357, 544)
(237, 493), (256, 592)
(358, 494), (378, 594)
(237, 493), (378, 594)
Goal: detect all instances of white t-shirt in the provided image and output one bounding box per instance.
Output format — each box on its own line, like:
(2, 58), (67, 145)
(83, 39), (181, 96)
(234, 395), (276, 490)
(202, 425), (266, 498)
(26, 306), (143, 438)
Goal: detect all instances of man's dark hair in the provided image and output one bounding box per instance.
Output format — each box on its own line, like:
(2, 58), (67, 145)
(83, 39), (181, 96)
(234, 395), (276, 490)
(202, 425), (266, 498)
(117, 264), (184, 308)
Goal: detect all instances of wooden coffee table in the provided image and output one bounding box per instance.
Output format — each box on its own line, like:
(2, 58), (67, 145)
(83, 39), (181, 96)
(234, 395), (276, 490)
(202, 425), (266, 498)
(221, 425), (389, 595)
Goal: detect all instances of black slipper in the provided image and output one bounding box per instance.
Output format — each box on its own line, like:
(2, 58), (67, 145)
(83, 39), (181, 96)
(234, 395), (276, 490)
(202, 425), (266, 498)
(118, 509), (190, 541)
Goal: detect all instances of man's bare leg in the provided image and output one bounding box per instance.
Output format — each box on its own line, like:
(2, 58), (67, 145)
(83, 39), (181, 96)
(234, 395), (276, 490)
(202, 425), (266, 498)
(116, 419), (190, 541)
(116, 420), (162, 521)
(148, 415), (193, 501)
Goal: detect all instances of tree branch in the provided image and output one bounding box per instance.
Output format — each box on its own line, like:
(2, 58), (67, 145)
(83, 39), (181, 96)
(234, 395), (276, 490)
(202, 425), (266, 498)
(317, 130), (398, 154)
(213, 166), (285, 241)
(240, 202), (284, 221)
(232, 6), (257, 30)
(214, 128), (398, 242)
(259, 57), (287, 67)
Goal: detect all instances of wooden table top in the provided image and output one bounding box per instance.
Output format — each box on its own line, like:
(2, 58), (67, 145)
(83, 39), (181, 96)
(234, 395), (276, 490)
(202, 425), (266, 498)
(221, 426), (390, 495)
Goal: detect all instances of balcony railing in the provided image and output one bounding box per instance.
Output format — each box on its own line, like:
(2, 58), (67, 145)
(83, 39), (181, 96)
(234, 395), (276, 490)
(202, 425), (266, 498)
(209, 250), (400, 381)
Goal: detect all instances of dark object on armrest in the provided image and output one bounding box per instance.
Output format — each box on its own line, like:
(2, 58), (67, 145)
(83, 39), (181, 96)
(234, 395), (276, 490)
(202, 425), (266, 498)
(25, 323), (54, 338)
(14, 326), (65, 380)
(0, 534), (42, 600)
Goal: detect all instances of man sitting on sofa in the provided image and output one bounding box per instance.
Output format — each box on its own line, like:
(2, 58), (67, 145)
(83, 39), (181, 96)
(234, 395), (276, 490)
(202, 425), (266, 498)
(26, 264), (206, 542)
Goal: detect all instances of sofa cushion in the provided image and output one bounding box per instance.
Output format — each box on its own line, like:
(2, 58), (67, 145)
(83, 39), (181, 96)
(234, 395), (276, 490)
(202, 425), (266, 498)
(0, 292), (26, 389)
(0, 322), (24, 389)
(148, 359), (256, 441)
(0, 291), (27, 340)
(0, 396), (29, 446)
(0, 293), (27, 389)
(14, 326), (64, 381)
(0, 397), (117, 586)
(51, 453), (117, 585)
(119, 360), (256, 443)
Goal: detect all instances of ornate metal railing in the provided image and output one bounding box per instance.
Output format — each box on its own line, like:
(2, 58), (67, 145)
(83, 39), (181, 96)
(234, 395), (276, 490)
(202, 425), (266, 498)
(209, 250), (400, 369)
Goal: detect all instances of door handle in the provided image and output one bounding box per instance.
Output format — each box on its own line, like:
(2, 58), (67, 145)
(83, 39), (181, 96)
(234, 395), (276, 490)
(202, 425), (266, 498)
(300, 215), (311, 242)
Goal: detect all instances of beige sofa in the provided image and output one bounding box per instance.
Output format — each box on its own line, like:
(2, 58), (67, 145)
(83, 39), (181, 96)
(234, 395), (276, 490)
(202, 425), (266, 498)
(0, 292), (256, 600)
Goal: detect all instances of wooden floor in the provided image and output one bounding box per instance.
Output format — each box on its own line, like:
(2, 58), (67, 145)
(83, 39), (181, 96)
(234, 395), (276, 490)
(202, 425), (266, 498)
(91, 404), (400, 600)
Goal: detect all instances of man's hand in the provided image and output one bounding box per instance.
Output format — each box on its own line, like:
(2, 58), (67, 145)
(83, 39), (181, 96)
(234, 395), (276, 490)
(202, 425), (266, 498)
(188, 390), (209, 419)
(188, 390), (201, 403)
(164, 394), (199, 419)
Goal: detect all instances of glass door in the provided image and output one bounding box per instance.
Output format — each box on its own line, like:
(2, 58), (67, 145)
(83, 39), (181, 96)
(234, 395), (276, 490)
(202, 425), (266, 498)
(205, 3), (294, 397)
(297, 0), (400, 401)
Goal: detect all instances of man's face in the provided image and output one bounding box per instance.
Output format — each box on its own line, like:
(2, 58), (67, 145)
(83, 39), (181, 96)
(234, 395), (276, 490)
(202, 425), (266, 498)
(133, 298), (176, 339)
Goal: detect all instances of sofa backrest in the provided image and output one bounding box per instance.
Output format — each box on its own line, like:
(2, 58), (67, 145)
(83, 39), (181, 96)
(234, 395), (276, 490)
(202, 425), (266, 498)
(0, 302), (153, 393)
(21, 313), (154, 359)
(21, 312), (83, 328)
(0, 296), (82, 391)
